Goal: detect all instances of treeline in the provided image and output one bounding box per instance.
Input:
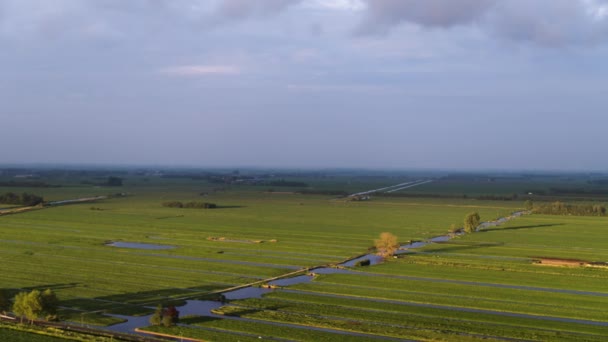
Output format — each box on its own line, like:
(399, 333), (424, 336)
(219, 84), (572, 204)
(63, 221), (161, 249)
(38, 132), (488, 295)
(80, 176), (123, 187)
(0, 288), (58, 323)
(534, 201), (606, 216)
(378, 193), (520, 201)
(0, 192), (44, 206)
(162, 201), (217, 209)
(476, 194), (520, 200)
(266, 180), (308, 187)
(525, 188), (608, 196)
(161, 173), (247, 184)
(0, 180), (57, 188)
(299, 190), (349, 196)
(160, 173), (310, 187)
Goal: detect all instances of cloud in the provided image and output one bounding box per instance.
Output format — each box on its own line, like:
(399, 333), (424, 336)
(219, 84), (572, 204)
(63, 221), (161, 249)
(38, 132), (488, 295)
(215, 0), (300, 20)
(0, 0), (303, 40)
(160, 65), (241, 76)
(358, 0), (608, 47)
(358, 0), (496, 32)
(302, 0), (365, 11)
(488, 0), (608, 47)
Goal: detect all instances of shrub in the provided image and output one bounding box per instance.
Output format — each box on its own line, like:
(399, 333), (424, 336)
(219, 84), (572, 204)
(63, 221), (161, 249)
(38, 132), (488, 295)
(355, 259), (371, 267)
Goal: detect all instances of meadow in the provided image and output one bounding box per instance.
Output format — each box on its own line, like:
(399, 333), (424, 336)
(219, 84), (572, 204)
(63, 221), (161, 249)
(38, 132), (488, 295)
(1, 170), (607, 341)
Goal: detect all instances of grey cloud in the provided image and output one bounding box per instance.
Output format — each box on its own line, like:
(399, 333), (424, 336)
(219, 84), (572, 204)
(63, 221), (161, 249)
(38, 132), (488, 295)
(488, 0), (608, 47)
(358, 0), (496, 32)
(0, 0), (301, 40)
(358, 0), (608, 47)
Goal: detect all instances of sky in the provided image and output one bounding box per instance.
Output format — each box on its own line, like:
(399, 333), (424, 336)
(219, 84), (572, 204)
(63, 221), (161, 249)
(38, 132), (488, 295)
(1, 0), (608, 170)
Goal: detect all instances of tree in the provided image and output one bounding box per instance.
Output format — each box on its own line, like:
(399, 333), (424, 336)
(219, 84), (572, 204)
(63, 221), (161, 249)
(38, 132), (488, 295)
(524, 200), (533, 211)
(13, 290), (43, 324)
(150, 304), (180, 327)
(464, 212), (481, 233)
(12, 289), (58, 323)
(374, 232), (399, 258)
(149, 304), (163, 326)
(0, 192), (43, 206)
(163, 306), (179, 326)
(41, 289), (58, 321)
(592, 205), (606, 216)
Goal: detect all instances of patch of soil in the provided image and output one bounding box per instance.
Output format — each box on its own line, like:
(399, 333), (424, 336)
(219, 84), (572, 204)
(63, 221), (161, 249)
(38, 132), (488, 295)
(532, 257), (607, 268)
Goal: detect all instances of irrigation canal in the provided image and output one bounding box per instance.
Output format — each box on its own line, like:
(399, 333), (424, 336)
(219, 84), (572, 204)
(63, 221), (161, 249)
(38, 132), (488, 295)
(86, 209), (602, 342)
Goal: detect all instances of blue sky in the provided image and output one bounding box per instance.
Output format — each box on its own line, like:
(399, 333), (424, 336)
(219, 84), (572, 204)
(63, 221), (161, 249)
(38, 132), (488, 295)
(1, 0), (608, 170)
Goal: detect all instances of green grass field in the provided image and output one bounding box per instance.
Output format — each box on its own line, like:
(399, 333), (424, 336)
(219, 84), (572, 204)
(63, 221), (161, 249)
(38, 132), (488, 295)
(1, 174), (607, 341)
(209, 212), (608, 341)
(0, 328), (69, 342)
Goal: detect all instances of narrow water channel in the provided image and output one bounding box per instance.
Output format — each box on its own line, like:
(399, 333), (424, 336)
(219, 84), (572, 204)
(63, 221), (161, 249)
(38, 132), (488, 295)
(98, 211), (541, 339)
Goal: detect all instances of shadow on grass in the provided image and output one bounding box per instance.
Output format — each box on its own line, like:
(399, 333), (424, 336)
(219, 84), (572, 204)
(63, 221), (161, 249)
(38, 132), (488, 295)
(214, 205), (246, 209)
(3, 283), (81, 298)
(481, 223), (563, 232)
(411, 242), (505, 254)
(59, 284), (226, 317)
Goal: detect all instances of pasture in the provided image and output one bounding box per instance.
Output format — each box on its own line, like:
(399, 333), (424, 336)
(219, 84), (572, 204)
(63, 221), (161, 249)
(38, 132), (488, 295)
(1, 171), (607, 341)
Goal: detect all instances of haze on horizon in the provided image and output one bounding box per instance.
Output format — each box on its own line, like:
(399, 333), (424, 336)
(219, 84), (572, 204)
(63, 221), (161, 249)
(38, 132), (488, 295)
(1, 0), (608, 171)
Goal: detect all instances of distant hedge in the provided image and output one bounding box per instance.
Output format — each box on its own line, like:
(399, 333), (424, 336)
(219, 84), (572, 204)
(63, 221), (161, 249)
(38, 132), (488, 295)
(534, 201), (606, 216)
(267, 180), (309, 187)
(0, 192), (44, 206)
(162, 201), (217, 209)
(0, 181), (55, 188)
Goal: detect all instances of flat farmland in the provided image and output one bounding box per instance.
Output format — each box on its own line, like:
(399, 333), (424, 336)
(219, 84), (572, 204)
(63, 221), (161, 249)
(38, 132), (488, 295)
(0, 182), (516, 324)
(204, 213), (608, 341)
(2, 177), (606, 341)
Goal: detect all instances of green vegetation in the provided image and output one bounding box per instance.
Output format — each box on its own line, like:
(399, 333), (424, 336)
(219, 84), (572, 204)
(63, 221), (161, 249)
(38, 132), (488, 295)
(1, 169), (607, 341)
(104, 176), (123, 187)
(533, 201), (606, 216)
(464, 211), (480, 233)
(161, 201), (217, 208)
(0, 327), (72, 342)
(149, 304), (179, 327)
(0, 192), (44, 206)
(0, 322), (127, 341)
(12, 289), (58, 323)
(143, 316), (384, 342)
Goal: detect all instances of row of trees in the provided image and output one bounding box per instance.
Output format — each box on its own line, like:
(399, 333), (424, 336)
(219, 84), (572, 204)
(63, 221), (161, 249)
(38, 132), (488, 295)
(373, 212), (482, 260)
(0, 180), (53, 188)
(162, 201), (217, 209)
(0, 289), (58, 323)
(104, 176), (123, 186)
(0, 192), (44, 206)
(266, 180), (308, 187)
(149, 304), (179, 327)
(532, 201), (606, 216)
